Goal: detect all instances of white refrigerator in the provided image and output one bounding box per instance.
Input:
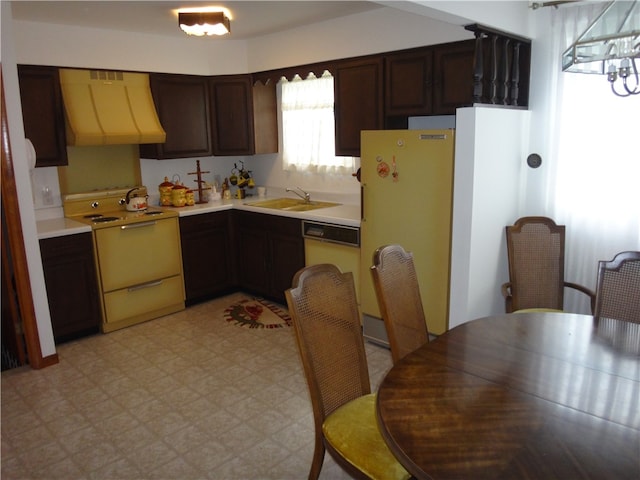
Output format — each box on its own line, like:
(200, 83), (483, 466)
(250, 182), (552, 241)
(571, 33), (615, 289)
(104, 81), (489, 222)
(360, 129), (455, 339)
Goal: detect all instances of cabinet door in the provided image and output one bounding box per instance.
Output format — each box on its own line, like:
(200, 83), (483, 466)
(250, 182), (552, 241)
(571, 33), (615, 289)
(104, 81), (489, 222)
(252, 81), (278, 154)
(334, 58), (384, 157)
(385, 48), (434, 116)
(209, 75), (255, 156)
(269, 230), (305, 303)
(140, 74), (212, 159)
(17, 65), (68, 167)
(40, 234), (101, 343)
(432, 40), (476, 115)
(233, 211), (304, 304)
(180, 212), (235, 304)
(235, 224), (270, 295)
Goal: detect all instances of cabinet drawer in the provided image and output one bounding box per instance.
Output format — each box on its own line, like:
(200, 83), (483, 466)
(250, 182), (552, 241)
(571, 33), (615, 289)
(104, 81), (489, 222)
(95, 217), (182, 292)
(103, 274), (184, 325)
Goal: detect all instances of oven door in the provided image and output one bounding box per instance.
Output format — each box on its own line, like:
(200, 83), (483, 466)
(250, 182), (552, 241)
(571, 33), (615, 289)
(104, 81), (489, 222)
(94, 217), (182, 292)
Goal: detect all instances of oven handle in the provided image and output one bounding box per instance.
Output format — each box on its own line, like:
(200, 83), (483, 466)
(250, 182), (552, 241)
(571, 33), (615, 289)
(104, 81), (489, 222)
(120, 221), (157, 230)
(128, 280), (163, 292)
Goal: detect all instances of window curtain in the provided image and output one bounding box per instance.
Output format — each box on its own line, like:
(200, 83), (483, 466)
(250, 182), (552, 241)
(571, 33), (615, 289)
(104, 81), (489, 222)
(544, 3), (640, 313)
(279, 71), (355, 174)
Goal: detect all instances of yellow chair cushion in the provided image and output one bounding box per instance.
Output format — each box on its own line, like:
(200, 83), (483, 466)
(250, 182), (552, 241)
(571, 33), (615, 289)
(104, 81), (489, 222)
(514, 308), (564, 313)
(322, 393), (411, 480)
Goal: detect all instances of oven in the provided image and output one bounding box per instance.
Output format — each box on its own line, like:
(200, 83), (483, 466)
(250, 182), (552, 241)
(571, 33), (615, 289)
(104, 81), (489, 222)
(63, 188), (185, 332)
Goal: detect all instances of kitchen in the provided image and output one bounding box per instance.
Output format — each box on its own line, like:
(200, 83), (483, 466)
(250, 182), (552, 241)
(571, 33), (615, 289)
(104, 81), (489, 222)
(2, 1), (638, 369)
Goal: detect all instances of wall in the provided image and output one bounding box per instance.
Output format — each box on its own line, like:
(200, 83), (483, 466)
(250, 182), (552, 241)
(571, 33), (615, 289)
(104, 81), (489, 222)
(1, 2), (57, 358)
(449, 106), (531, 328)
(246, 6), (473, 71)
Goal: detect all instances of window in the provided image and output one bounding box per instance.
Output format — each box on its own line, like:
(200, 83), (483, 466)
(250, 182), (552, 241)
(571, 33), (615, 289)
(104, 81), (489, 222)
(278, 71), (355, 174)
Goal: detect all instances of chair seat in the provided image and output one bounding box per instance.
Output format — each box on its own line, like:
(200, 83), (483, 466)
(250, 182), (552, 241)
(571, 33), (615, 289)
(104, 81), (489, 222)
(323, 393), (411, 480)
(514, 308), (564, 313)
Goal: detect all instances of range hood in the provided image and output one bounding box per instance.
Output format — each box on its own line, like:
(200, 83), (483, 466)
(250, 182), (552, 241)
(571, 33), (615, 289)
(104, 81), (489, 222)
(59, 69), (166, 146)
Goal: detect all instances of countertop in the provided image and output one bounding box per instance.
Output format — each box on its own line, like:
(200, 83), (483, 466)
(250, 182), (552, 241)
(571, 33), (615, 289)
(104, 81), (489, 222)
(37, 195), (361, 239)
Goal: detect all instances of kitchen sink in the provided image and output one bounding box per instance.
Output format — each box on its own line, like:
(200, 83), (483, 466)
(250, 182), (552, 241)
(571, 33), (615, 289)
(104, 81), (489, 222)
(245, 197), (341, 212)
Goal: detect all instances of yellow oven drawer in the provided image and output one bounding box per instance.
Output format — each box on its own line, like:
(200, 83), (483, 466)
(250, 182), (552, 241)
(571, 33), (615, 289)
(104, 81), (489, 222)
(103, 274), (184, 327)
(95, 217), (182, 292)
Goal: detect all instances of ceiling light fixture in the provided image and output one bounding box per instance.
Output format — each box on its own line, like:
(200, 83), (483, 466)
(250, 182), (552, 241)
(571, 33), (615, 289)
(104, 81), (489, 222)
(562, 1), (639, 97)
(179, 10), (230, 36)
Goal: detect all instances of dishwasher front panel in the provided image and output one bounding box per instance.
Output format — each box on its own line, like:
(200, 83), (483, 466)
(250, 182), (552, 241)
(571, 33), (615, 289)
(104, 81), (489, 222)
(304, 239), (361, 303)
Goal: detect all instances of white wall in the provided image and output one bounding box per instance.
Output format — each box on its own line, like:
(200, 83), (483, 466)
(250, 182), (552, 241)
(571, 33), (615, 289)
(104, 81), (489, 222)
(449, 106), (531, 328)
(1, 2), (57, 358)
(246, 6), (473, 71)
(378, 1), (532, 37)
(12, 20), (250, 76)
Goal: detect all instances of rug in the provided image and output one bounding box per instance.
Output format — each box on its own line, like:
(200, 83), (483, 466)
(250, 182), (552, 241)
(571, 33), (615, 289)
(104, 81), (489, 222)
(223, 295), (292, 329)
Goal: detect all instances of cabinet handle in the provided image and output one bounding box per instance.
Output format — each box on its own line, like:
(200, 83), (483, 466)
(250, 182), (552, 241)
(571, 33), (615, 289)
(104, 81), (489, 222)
(120, 221), (157, 230)
(128, 280), (163, 292)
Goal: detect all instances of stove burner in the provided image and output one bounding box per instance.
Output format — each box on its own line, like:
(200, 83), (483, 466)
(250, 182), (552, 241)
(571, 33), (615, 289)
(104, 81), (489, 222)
(92, 216), (120, 223)
(144, 211), (163, 216)
(84, 214), (103, 219)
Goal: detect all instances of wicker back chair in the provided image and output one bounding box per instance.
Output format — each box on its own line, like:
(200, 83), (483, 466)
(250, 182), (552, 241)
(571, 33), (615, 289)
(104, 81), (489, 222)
(594, 251), (640, 323)
(502, 216), (595, 313)
(371, 244), (429, 365)
(286, 264), (410, 480)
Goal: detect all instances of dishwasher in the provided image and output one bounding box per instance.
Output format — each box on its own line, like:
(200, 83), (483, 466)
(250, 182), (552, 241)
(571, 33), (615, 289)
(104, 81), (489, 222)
(302, 220), (361, 302)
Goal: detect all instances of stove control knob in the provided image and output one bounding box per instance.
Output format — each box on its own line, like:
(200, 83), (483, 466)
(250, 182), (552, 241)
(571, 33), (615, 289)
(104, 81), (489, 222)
(118, 198), (126, 205)
(91, 201), (99, 209)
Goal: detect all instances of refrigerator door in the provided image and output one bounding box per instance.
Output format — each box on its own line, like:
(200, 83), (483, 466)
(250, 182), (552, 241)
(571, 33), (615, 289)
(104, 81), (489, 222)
(360, 129), (454, 335)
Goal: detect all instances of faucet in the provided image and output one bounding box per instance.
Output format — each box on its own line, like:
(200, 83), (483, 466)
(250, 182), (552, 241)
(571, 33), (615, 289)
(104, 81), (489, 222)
(286, 187), (311, 203)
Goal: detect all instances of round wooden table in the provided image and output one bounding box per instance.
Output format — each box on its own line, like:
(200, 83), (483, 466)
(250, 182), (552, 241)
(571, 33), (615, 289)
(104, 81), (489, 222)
(376, 312), (640, 479)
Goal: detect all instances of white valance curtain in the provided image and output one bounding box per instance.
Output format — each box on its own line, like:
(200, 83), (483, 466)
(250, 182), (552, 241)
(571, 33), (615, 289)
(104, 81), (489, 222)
(279, 71), (355, 174)
(544, 3), (640, 312)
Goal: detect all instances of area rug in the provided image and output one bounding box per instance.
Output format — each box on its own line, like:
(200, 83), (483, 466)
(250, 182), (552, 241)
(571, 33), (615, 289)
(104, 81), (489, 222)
(223, 295), (292, 329)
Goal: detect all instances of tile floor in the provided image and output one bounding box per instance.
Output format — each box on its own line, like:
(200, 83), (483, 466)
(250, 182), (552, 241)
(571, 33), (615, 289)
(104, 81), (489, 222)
(1, 292), (393, 480)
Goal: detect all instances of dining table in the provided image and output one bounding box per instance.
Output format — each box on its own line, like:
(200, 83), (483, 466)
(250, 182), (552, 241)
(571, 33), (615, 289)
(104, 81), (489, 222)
(376, 312), (640, 479)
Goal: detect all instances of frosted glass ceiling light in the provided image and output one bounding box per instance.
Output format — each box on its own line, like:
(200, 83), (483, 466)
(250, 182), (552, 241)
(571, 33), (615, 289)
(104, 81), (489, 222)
(179, 11), (230, 36)
(562, 1), (639, 97)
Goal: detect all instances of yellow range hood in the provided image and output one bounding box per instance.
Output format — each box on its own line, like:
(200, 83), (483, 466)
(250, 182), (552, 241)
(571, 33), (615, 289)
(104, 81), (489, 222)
(59, 69), (166, 146)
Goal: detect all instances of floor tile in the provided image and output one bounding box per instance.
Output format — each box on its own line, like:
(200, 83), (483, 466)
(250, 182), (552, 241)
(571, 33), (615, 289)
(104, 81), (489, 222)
(1, 294), (393, 479)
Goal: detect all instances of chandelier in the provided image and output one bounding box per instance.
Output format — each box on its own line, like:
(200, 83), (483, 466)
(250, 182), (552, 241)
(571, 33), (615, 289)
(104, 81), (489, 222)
(562, 1), (639, 97)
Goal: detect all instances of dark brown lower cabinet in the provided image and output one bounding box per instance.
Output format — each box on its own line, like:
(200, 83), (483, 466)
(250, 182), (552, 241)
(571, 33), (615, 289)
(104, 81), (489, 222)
(233, 211), (304, 304)
(180, 211), (235, 305)
(40, 233), (101, 343)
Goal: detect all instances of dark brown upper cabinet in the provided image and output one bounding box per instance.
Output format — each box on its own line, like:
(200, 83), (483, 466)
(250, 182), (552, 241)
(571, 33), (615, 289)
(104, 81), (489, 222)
(209, 75), (254, 156)
(385, 48), (434, 116)
(140, 73), (212, 159)
(17, 65), (68, 167)
(209, 75), (278, 156)
(432, 40), (476, 114)
(334, 57), (384, 157)
(385, 40), (476, 118)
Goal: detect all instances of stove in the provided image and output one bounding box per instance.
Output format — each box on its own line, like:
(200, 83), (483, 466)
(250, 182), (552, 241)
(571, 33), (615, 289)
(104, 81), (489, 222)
(63, 187), (177, 228)
(62, 187), (185, 333)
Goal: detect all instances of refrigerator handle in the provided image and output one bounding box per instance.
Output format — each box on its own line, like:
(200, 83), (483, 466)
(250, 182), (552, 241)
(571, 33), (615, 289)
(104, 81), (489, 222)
(360, 184), (365, 221)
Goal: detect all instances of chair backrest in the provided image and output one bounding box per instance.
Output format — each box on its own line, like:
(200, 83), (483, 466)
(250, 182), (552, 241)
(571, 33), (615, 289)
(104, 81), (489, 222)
(285, 264), (371, 424)
(594, 251), (640, 323)
(371, 244), (429, 365)
(506, 216), (566, 311)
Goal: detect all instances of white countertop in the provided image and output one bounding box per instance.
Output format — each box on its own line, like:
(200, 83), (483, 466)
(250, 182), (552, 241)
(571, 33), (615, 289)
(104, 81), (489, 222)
(37, 194), (361, 239)
(36, 217), (92, 240)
